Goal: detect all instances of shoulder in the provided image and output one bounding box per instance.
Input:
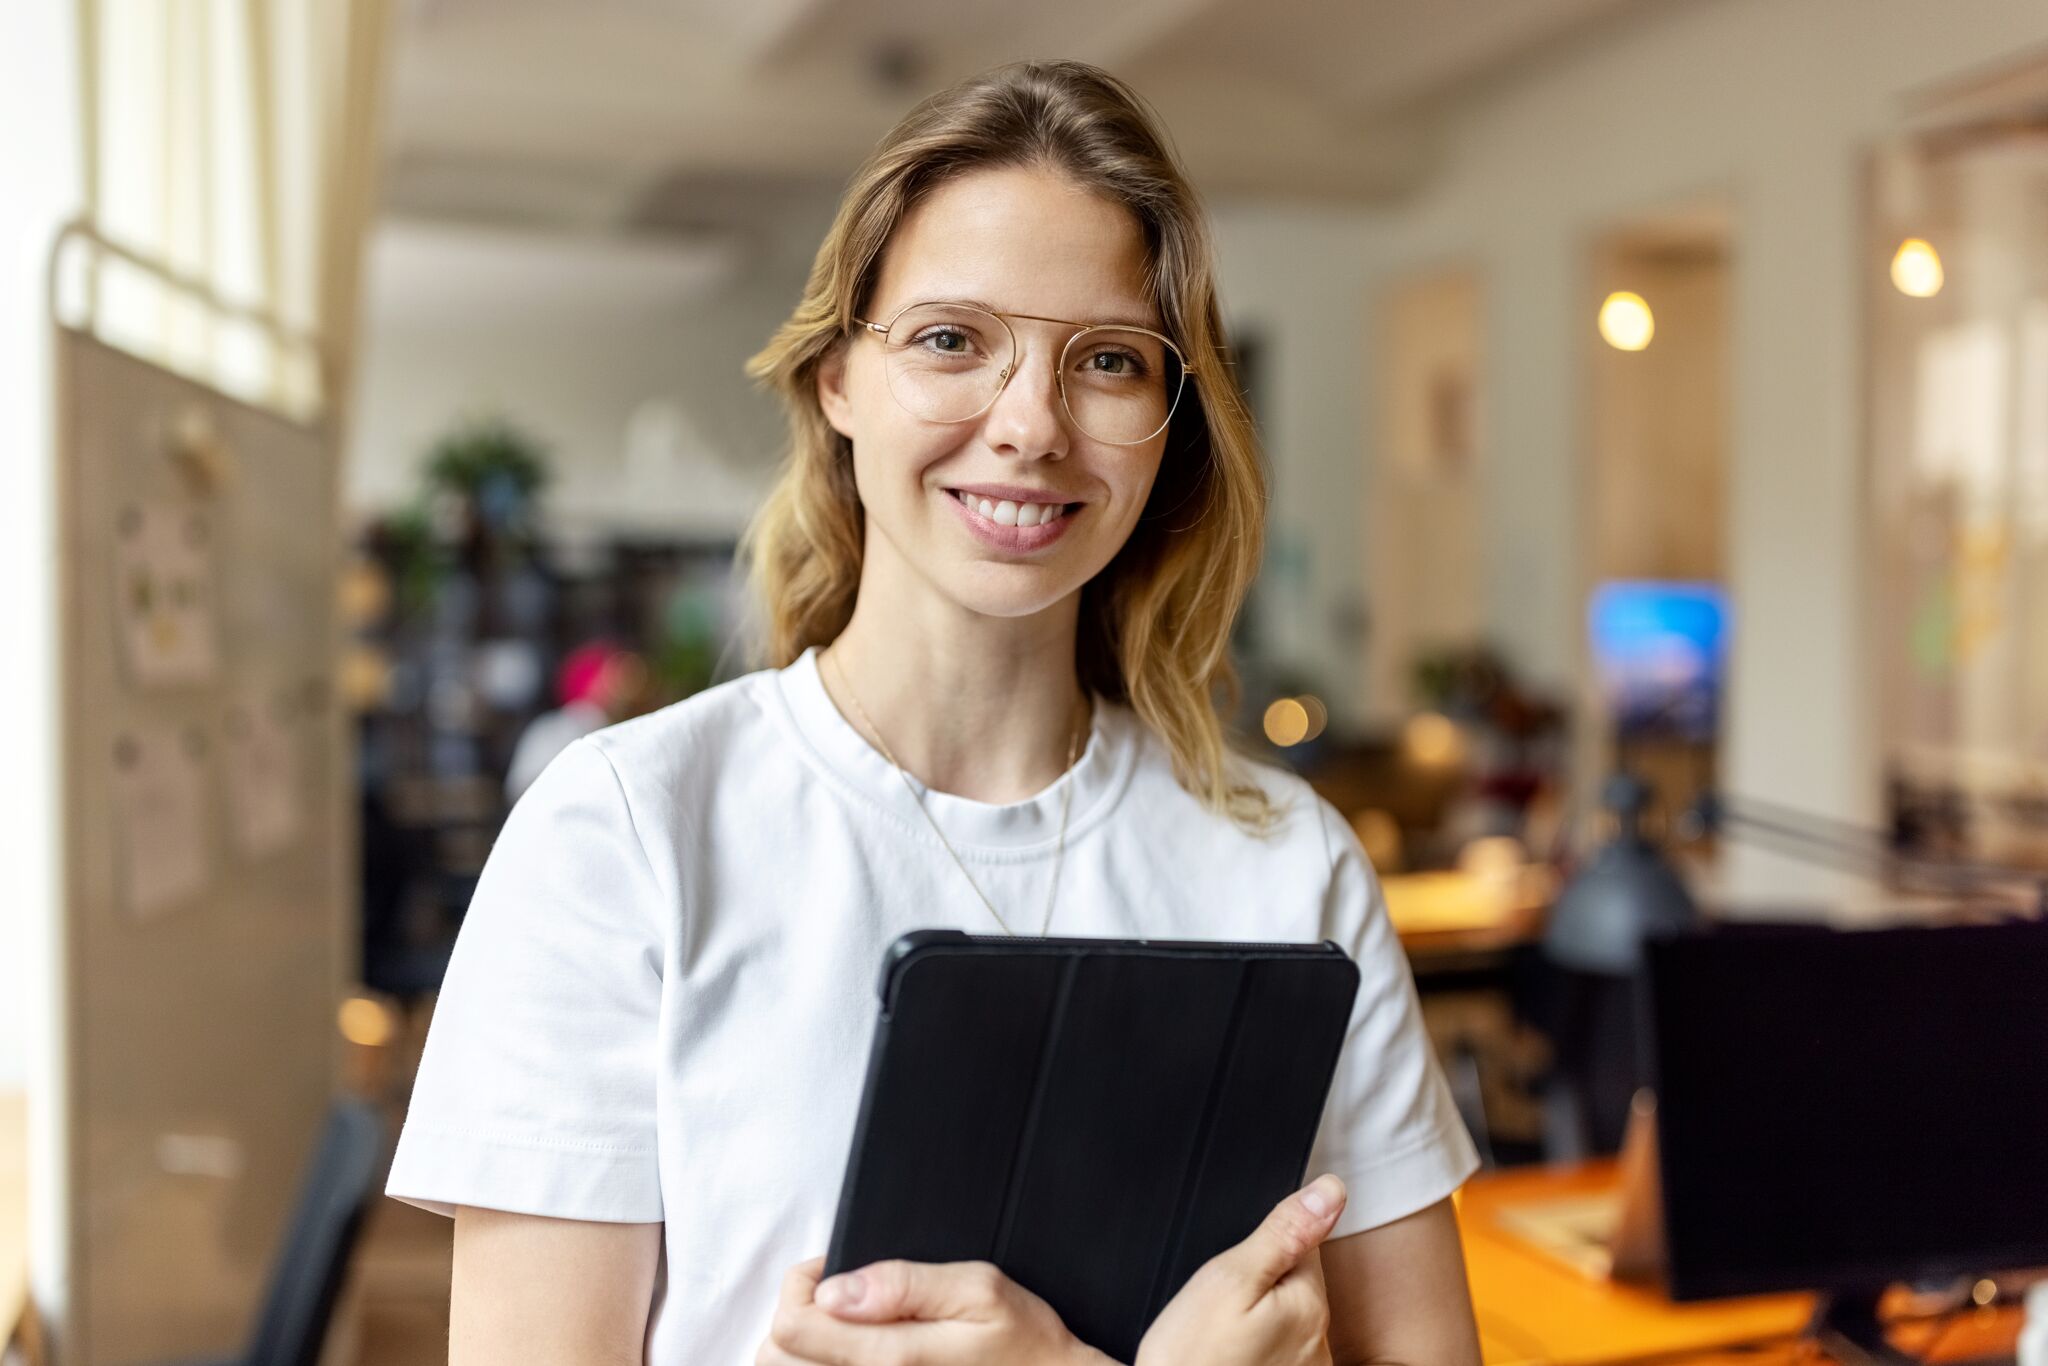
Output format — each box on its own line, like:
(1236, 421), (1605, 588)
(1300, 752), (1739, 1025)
(503, 666), (786, 865)
(1115, 708), (1342, 871)
(579, 665), (781, 790)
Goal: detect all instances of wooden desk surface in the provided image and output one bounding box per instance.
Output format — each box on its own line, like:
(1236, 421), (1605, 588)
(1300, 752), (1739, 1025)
(1457, 1160), (2022, 1365)
(2, 1089), (27, 1351)
(1384, 866), (1550, 956)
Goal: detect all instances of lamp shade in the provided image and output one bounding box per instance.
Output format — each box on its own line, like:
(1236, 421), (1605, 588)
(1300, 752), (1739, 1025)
(1545, 774), (1700, 975)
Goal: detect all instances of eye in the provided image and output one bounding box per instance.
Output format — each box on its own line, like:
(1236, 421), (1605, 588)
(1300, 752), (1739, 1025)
(1081, 347), (1147, 378)
(912, 326), (978, 355)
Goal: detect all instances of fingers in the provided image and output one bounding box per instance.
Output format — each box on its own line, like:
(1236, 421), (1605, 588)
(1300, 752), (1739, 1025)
(768, 1258), (873, 1366)
(773, 1258), (828, 1327)
(785, 1257), (827, 1300)
(767, 1256), (1018, 1365)
(815, 1258), (1010, 1324)
(765, 1259), (826, 1359)
(1207, 1174), (1348, 1299)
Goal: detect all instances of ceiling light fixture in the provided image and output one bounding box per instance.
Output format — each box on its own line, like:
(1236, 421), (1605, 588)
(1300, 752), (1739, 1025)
(1599, 291), (1654, 352)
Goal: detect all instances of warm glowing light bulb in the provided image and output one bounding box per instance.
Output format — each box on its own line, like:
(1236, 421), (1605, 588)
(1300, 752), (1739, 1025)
(1402, 712), (1465, 768)
(338, 995), (395, 1047)
(1263, 698), (1310, 747)
(1599, 291), (1654, 351)
(1891, 237), (1943, 297)
(1297, 695), (1328, 743)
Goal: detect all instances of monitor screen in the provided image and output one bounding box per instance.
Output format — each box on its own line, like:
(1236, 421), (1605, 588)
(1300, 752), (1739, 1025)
(1588, 580), (1728, 741)
(1645, 921), (2048, 1301)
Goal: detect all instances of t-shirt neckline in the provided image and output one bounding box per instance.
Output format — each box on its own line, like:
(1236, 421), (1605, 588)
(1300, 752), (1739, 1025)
(773, 645), (1136, 857)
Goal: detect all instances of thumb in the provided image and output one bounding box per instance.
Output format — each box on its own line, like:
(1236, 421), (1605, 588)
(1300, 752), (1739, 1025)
(1208, 1174), (1347, 1299)
(814, 1259), (1009, 1324)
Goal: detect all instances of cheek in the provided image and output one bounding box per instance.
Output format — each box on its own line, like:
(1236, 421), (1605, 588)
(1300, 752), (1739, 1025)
(1110, 450), (1169, 525)
(848, 410), (957, 517)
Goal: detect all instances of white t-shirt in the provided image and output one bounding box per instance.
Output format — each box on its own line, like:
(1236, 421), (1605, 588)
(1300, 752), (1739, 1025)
(387, 646), (1477, 1364)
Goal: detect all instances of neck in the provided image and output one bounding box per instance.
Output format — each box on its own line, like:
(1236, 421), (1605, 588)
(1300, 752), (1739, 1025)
(822, 564), (1089, 806)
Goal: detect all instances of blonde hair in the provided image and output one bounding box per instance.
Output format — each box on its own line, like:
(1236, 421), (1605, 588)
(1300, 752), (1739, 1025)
(743, 60), (1279, 834)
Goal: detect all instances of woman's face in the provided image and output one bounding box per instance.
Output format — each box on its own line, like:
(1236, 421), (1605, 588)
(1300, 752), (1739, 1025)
(818, 165), (1171, 624)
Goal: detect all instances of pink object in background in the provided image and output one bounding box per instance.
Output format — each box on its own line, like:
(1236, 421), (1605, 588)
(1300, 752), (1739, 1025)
(556, 640), (625, 707)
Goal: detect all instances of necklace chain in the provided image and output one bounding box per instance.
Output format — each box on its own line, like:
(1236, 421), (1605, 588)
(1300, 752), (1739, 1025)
(824, 646), (1083, 938)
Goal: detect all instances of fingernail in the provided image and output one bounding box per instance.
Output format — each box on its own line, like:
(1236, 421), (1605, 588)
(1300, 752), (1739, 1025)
(817, 1273), (865, 1310)
(1300, 1175), (1343, 1218)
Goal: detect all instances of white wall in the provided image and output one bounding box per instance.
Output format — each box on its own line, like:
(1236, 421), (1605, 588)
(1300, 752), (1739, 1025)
(1346, 0), (2048, 894)
(0, 1), (82, 1091)
(1211, 202), (1381, 712)
(347, 203), (839, 537)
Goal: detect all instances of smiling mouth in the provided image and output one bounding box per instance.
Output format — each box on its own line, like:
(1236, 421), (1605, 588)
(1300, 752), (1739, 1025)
(945, 489), (1081, 528)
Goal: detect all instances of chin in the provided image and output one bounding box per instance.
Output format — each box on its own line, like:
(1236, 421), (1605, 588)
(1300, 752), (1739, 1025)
(934, 560), (1083, 622)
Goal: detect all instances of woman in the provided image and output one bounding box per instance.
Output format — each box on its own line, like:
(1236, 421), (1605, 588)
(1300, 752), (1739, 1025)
(387, 60), (1482, 1366)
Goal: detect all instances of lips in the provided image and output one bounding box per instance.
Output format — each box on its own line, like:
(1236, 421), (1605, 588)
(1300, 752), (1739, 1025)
(942, 486), (1080, 552)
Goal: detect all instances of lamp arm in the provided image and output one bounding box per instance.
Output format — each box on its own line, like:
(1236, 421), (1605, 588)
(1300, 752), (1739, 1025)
(1706, 793), (2048, 914)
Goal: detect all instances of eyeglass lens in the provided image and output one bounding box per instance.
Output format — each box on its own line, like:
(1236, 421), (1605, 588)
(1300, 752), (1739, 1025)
(878, 303), (1185, 445)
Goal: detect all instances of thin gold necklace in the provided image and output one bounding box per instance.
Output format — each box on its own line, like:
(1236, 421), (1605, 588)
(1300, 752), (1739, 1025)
(824, 646), (1086, 938)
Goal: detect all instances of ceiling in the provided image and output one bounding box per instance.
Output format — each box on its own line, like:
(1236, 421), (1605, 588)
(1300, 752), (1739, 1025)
(381, 0), (1679, 233)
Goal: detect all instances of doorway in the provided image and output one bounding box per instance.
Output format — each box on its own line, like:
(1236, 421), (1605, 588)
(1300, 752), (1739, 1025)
(1580, 201), (1734, 832)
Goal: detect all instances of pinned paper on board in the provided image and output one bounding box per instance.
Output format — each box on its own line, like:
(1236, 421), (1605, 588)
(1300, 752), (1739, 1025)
(113, 727), (212, 921)
(115, 502), (220, 686)
(223, 688), (303, 859)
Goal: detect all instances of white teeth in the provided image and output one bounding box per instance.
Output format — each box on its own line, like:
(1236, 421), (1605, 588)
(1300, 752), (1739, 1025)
(952, 491), (1071, 526)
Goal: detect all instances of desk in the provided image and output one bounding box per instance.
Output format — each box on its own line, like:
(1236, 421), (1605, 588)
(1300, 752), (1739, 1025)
(1383, 866), (1551, 957)
(1457, 1160), (2022, 1364)
(2, 1090), (27, 1353)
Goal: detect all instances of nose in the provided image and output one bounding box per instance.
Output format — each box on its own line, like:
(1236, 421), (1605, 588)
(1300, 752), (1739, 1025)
(979, 335), (1070, 461)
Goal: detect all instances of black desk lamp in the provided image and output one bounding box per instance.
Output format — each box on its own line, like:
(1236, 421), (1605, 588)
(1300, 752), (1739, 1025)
(1545, 772), (1701, 976)
(1536, 772), (1700, 1157)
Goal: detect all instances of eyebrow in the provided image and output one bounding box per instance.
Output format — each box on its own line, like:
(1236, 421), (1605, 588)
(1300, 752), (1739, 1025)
(933, 296), (1166, 332)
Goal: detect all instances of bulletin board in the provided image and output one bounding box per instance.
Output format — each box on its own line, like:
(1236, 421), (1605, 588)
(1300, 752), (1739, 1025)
(46, 227), (346, 1365)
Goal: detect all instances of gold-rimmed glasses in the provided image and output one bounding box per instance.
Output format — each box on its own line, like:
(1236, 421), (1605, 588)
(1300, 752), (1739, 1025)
(850, 300), (1195, 446)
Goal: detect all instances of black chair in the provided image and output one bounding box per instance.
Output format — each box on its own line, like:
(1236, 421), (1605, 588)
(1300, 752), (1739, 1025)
(163, 1099), (388, 1366)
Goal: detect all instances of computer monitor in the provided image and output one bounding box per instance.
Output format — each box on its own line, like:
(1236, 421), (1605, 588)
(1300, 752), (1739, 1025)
(1588, 580), (1728, 741)
(1643, 920), (2048, 1352)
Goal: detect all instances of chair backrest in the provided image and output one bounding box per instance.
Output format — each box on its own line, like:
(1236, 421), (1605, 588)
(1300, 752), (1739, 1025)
(243, 1099), (387, 1366)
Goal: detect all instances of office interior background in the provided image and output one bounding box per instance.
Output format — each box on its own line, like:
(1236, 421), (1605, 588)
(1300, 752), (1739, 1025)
(4, 0), (2048, 1362)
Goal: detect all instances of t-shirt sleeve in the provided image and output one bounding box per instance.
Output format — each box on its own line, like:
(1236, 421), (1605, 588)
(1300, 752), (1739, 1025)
(385, 737), (669, 1223)
(1306, 797), (1480, 1239)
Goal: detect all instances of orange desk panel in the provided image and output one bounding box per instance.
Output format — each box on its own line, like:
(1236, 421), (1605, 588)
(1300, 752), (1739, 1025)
(1458, 1161), (2022, 1365)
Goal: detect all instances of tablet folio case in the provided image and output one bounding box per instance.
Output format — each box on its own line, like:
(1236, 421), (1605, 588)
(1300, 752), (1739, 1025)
(825, 932), (1361, 1363)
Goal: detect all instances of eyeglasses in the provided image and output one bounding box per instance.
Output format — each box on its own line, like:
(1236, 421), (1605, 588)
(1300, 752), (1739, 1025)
(850, 300), (1195, 446)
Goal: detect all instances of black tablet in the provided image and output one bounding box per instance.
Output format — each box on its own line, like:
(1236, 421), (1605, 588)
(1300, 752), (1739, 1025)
(824, 930), (1360, 1363)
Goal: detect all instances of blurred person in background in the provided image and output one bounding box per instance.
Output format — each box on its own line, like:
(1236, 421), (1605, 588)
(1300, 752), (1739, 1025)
(388, 60), (1481, 1366)
(502, 639), (644, 802)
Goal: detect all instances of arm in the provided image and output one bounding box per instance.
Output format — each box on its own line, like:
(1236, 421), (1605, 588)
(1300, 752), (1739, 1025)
(450, 1206), (662, 1366)
(1319, 1198), (1481, 1366)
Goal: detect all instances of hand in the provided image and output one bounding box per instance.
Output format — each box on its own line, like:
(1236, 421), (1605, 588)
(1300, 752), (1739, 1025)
(1135, 1174), (1349, 1366)
(758, 1255), (1110, 1366)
